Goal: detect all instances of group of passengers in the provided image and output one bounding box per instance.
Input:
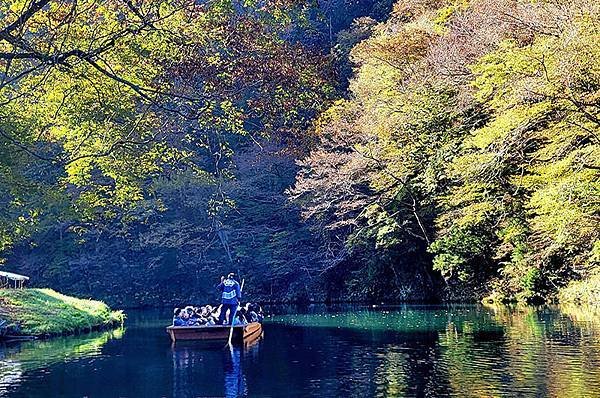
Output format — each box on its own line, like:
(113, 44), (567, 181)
(172, 303), (263, 327)
(172, 272), (263, 327)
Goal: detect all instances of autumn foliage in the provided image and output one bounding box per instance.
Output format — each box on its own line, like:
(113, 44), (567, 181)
(292, 0), (600, 302)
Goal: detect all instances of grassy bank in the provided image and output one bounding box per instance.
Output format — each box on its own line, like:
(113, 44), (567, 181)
(0, 288), (124, 337)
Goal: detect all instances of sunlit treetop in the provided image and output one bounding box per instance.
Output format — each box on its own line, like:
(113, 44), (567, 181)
(0, 0), (334, 253)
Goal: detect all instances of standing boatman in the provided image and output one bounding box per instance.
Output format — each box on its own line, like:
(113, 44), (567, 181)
(217, 273), (242, 325)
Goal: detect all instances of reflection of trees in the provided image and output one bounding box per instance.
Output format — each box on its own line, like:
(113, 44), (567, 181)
(267, 305), (600, 397)
(439, 322), (506, 397)
(0, 359), (22, 395)
(373, 348), (409, 396)
(372, 341), (450, 397)
(558, 304), (600, 331)
(0, 328), (123, 395)
(439, 305), (600, 397)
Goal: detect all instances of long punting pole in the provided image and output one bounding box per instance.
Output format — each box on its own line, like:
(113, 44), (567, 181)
(227, 279), (245, 346)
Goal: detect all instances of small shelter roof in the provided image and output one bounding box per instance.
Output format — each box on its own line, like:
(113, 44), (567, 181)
(0, 271), (29, 281)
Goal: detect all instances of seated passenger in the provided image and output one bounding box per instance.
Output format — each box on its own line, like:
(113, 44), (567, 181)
(197, 307), (214, 325)
(184, 306), (201, 326)
(173, 309), (187, 326)
(210, 305), (222, 324)
(255, 304), (264, 322)
(244, 303), (259, 323)
(249, 303), (264, 322)
(180, 308), (190, 324)
(194, 308), (210, 325)
(233, 311), (247, 326)
(182, 305), (194, 326)
(237, 307), (249, 324)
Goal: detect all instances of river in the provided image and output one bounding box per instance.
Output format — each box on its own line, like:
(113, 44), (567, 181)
(0, 304), (599, 397)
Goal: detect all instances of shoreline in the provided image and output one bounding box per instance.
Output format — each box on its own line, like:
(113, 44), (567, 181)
(112, 297), (598, 311)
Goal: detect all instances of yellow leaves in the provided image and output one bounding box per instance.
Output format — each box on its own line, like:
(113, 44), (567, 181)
(65, 158), (94, 186)
(471, 15), (600, 118)
(112, 184), (144, 205)
(7, 1), (27, 13)
(471, 36), (565, 107)
(449, 174), (489, 200)
(447, 151), (494, 185)
(524, 152), (600, 248)
(433, 0), (469, 34)
(528, 188), (596, 248)
(453, 201), (496, 229)
(558, 268), (600, 304)
(460, 17), (599, 258)
(219, 100), (234, 112)
(207, 54), (221, 66)
(466, 102), (552, 150)
(313, 99), (350, 136)
(348, 6), (438, 104)
(306, 0), (600, 297)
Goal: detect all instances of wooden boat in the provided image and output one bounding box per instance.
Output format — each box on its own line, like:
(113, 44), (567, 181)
(166, 322), (262, 343)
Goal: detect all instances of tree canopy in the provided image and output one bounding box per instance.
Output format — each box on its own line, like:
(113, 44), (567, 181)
(1, 0), (598, 305)
(292, 0), (599, 302)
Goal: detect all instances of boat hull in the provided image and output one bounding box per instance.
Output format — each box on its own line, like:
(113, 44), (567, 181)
(166, 322), (262, 343)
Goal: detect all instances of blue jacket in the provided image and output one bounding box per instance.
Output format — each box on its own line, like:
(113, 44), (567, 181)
(217, 278), (241, 305)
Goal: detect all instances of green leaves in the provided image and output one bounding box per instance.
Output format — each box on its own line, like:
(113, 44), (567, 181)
(295, 0), (599, 302)
(433, 0), (600, 300)
(0, 0), (333, 257)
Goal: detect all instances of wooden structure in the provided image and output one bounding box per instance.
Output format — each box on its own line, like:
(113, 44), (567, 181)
(166, 322), (262, 343)
(0, 271), (29, 289)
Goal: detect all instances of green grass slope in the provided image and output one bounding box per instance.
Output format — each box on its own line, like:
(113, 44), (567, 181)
(0, 288), (123, 337)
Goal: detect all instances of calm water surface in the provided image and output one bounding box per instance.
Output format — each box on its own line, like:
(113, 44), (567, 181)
(0, 304), (599, 397)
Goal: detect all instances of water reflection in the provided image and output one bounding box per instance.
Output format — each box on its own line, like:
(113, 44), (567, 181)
(455, 304), (600, 397)
(0, 328), (124, 396)
(267, 304), (600, 397)
(0, 306), (598, 397)
(224, 347), (247, 397)
(170, 333), (262, 398)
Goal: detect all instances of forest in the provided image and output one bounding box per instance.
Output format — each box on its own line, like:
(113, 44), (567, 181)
(0, 0), (598, 306)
